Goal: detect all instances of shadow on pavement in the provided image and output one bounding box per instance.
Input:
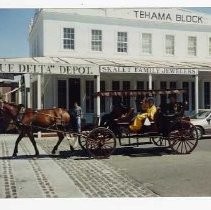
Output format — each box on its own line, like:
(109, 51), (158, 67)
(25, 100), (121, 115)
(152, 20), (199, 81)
(0, 154), (60, 160)
(112, 146), (174, 157)
(0, 146), (175, 160)
(59, 146), (174, 159)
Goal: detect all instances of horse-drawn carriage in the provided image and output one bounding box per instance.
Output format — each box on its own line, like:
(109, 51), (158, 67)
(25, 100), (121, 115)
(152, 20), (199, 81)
(0, 88), (198, 159)
(83, 89), (198, 158)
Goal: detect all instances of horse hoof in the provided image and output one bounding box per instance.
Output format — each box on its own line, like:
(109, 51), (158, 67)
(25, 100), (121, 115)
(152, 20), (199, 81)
(12, 154), (17, 158)
(70, 146), (75, 152)
(51, 150), (56, 154)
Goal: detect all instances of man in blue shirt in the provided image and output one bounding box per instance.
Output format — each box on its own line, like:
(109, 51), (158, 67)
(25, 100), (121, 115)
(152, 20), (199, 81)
(73, 102), (82, 132)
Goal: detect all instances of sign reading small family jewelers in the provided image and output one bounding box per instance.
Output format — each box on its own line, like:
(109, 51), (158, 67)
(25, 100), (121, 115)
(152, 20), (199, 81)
(100, 66), (198, 75)
(134, 10), (204, 24)
(0, 63), (98, 75)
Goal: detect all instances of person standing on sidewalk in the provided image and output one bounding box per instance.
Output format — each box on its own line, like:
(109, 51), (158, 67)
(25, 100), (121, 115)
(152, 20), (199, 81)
(72, 102), (82, 133)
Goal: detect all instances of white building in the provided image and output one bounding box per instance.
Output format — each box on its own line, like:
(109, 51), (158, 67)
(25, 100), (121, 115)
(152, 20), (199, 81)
(1, 8), (211, 122)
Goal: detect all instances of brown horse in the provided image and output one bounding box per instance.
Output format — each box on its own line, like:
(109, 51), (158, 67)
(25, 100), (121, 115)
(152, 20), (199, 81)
(0, 101), (71, 157)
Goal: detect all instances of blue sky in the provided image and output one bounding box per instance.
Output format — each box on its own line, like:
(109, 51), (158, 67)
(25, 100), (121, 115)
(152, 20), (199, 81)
(0, 9), (35, 58)
(0, 8), (211, 58)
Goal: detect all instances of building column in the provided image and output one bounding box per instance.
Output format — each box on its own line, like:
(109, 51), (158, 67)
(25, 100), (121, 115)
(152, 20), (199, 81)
(96, 75), (101, 125)
(37, 74), (42, 109)
(27, 89), (31, 108)
(148, 74), (152, 90)
(18, 79), (22, 104)
(195, 75), (199, 114)
(132, 79), (137, 112)
(37, 74), (42, 138)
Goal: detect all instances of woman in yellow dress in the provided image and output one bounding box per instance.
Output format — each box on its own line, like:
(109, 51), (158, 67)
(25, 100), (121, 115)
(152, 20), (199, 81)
(129, 97), (157, 133)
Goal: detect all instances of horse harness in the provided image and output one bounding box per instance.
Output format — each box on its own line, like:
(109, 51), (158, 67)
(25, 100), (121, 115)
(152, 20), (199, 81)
(0, 101), (66, 129)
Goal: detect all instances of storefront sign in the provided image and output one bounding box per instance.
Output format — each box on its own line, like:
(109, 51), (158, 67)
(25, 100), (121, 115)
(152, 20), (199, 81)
(0, 63), (99, 75)
(134, 10), (204, 24)
(100, 66), (198, 75)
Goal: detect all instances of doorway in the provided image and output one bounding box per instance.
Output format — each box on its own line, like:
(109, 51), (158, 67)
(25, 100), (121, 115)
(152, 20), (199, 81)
(69, 78), (81, 110)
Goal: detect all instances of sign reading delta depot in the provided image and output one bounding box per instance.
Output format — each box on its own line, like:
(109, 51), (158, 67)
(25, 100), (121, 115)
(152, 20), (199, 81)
(0, 62), (98, 75)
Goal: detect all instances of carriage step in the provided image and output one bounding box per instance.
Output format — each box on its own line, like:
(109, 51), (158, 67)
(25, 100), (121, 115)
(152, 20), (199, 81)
(33, 132), (58, 138)
(128, 132), (161, 138)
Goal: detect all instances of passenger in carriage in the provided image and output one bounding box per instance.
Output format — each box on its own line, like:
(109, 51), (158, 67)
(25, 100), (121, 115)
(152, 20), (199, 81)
(129, 97), (157, 133)
(161, 94), (184, 117)
(159, 95), (185, 135)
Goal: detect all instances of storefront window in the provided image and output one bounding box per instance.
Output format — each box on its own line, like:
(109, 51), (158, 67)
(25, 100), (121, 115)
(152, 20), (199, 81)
(188, 36), (197, 56)
(170, 81), (176, 89)
(117, 32), (127, 53)
(165, 35), (175, 55)
(204, 82), (210, 109)
(183, 82), (189, 111)
(63, 28), (75, 49)
(86, 80), (94, 113)
(142, 33), (152, 54)
(123, 81), (130, 107)
(91, 30), (102, 51)
(112, 81), (120, 106)
(160, 81), (167, 106)
(170, 81), (177, 99)
(191, 82), (195, 110)
(136, 81), (145, 111)
(69, 78), (81, 109)
(58, 80), (67, 108)
(100, 81), (106, 112)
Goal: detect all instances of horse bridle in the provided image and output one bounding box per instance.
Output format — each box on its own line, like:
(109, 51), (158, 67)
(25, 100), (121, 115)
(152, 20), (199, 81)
(0, 101), (26, 124)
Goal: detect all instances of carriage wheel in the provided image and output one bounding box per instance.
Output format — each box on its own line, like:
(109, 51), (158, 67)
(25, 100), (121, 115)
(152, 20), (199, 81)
(168, 124), (198, 154)
(86, 127), (116, 159)
(151, 137), (169, 147)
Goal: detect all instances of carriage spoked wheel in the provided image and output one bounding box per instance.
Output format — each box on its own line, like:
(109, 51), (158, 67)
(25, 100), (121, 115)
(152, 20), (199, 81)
(168, 123), (198, 154)
(151, 137), (169, 147)
(78, 132), (89, 151)
(86, 127), (116, 159)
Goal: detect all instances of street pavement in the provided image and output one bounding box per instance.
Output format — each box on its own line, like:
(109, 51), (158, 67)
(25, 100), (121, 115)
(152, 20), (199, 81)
(0, 134), (156, 198)
(104, 137), (211, 197)
(0, 134), (211, 198)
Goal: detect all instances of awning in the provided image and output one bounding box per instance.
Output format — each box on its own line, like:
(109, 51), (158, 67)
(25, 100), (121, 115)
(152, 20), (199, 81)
(1, 56), (211, 76)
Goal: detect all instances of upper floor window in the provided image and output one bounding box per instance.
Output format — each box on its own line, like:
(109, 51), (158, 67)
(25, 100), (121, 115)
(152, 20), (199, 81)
(117, 32), (127, 53)
(165, 35), (175, 55)
(188, 36), (197, 56)
(209, 37), (211, 56)
(63, 28), (74, 50)
(91, 30), (102, 51)
(142, 33), (152, 54)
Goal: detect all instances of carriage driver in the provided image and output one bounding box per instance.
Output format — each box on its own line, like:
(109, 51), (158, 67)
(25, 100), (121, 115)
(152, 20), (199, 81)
(129, 97), (157, 133)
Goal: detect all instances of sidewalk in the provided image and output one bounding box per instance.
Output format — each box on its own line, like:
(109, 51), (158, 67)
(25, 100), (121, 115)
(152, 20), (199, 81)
(0, 134), (157, 198)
